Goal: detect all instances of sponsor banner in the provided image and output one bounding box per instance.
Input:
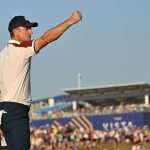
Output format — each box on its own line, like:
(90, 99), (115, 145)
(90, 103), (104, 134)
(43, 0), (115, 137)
(31, 117), (71, 128)
(31, 112), (150, 130)
(88, 112), (150, 130)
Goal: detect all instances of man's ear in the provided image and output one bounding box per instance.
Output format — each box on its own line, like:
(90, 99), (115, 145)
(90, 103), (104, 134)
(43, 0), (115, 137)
(13, 28), (17, 34)
(13, 28), (20, 37)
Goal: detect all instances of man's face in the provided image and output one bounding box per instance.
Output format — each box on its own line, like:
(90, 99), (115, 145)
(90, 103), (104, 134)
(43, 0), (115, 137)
(13, 26), (33, 43)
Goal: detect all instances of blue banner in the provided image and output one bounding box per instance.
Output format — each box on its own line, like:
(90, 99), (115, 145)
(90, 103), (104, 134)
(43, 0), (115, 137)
(31, 112), (150, 130)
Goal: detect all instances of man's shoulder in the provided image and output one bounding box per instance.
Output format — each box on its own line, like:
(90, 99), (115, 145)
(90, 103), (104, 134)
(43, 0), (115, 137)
(0, 46), (7, 55)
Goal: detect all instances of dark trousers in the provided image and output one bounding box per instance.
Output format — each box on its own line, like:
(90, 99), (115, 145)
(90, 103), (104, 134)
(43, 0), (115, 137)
(0, 102), (30, 150)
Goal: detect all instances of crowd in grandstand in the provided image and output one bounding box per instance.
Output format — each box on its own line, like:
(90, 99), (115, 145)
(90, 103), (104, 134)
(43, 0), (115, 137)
(32, 102), (150, 119)
(30, 124), (150, 149)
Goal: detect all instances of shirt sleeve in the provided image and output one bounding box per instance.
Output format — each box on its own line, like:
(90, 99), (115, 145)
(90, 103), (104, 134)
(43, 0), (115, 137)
(18, 40), (37, 59)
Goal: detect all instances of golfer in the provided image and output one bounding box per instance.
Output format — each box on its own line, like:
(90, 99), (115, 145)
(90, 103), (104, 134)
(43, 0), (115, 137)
(0, 10), (82, 150)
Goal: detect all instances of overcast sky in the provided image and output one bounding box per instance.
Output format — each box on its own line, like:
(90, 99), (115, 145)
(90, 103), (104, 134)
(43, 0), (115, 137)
(1, 0), (150, 100)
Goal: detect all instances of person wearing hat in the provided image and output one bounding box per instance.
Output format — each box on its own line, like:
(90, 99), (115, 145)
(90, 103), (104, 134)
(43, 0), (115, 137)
(0, 10), (82, 150)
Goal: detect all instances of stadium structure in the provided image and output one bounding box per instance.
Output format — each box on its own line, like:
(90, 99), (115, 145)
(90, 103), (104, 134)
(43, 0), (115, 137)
(31, 82), (150, 131)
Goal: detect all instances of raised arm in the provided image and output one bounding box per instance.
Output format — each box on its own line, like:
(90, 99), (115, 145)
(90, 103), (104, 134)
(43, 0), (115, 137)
(34, 10), (82, 53)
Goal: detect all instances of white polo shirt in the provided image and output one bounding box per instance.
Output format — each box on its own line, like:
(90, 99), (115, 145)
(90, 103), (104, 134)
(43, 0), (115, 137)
(0, 40), (37, 106)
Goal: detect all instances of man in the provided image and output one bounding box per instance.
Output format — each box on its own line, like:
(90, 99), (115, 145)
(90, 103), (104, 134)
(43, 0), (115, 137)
(0, 10), (82, 150)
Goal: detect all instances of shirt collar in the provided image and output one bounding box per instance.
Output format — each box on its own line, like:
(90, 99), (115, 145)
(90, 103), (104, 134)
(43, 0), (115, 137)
(8, 40), (21, 45)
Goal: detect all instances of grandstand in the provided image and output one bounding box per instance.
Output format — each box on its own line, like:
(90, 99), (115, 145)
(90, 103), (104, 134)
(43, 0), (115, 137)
(64, 82), (150, 105)
(31, 82), (150, 131)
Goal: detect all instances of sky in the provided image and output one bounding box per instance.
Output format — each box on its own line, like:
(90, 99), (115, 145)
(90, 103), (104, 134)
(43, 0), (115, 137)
(1, 0), (150, 100)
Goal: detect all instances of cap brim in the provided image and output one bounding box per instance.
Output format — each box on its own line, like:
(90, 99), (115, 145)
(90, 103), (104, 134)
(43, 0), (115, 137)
(29, 22), (38, 27)
(23, 22), (38, 28)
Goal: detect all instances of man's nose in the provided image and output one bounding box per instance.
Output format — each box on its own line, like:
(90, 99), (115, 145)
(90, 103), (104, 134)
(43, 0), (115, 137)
(29, 29), (33, 35)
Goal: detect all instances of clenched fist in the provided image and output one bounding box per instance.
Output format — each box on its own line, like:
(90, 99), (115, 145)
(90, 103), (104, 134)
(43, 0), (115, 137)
(68, 10), (82, 25)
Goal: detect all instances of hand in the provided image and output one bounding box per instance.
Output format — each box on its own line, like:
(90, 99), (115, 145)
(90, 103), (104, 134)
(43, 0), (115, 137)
(69, 10), (82, 25)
